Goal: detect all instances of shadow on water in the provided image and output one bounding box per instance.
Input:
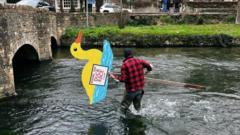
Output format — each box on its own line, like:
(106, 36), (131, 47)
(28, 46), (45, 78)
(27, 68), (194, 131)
(87, 123), (108, 135)
(86, 115), (147, 135)
(0, 130), (15, 135)
(121, 116), (146, 135)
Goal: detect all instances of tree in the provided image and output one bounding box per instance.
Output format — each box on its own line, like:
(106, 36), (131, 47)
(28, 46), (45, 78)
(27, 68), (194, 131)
(96, 0), (103, 12)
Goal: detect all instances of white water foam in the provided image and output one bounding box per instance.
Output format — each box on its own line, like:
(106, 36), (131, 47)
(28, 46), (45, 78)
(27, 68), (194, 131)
(130, 97), (180, 119)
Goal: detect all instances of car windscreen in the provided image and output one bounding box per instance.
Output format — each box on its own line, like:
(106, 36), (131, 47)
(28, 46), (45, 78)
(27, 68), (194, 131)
(17, 0), (41, 8)
(105, 5), (119, 9)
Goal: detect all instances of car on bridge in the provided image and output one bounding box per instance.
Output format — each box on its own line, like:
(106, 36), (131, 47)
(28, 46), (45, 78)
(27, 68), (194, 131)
(100, 3), (121, 13)
(37, 1), (55, 11)
(17, 0), (55, 11)
(100, 3), (133, 13)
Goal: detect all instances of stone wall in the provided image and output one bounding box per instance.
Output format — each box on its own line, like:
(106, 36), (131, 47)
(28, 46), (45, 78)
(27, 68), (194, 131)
(0, 5), (55, 98)
(0, 9), (14, 98)
(57, 12), (237, 46)
(57, 13), (237, 30)
(128, 14), (237, 25)
(62, 33), (240, 48)
(56, 13), (120, 45)
(182, 0), (238, 13)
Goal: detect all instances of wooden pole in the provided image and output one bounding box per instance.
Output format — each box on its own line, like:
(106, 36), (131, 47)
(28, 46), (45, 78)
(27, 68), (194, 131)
(112, 73), (206, 90)
(145, 77), (206, 90)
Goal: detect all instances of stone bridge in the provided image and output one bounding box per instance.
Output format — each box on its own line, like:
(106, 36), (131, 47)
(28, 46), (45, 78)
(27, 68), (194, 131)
(0, 5), (121, 99)
(0, 5), (58, 98)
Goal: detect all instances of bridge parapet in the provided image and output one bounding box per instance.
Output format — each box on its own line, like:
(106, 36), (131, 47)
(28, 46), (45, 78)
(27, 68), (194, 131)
(182, 0), (238, 13)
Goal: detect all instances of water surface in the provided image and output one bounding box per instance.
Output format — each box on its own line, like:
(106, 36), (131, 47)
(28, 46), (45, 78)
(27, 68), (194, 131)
(0, 48), (240, 135)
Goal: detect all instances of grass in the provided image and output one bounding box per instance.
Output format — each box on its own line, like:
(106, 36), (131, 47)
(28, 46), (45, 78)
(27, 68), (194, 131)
(63, 24), (240, 38)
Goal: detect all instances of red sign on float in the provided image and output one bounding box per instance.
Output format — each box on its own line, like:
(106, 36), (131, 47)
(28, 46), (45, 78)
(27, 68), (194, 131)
(90, 64), (108, 86)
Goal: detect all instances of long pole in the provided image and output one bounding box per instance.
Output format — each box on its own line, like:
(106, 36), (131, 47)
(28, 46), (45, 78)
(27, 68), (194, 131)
(112, 73), (206, 90)
(145, 77), (206, 90)
(86, 0), (89, 27)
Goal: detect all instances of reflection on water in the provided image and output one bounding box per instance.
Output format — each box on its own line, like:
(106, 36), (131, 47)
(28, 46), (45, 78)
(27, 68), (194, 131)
(0, 47), (240, 135)
(88, 123), (108, 135)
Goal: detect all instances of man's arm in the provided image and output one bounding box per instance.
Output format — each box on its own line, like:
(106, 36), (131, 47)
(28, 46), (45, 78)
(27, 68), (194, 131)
(108, 72), (119, 82)
(141, 60), (153, 74)
(109, 64), (128, 82)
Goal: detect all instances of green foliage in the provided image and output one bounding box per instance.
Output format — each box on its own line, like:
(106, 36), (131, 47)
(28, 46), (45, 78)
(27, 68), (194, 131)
(182, 15), (198, 24)
(196, 16), (204, 25)
(128, 16), (153, 26)
(63, 24), (240, 39)
(223, 15), (236, 23)
(160, 16), (176, 24)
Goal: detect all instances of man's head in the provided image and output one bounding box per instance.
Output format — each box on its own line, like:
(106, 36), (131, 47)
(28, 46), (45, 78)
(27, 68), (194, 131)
(124, 48), (133, 58)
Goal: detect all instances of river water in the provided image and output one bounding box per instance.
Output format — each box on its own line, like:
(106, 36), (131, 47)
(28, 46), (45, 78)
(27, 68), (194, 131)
(1, 48), (240, 135)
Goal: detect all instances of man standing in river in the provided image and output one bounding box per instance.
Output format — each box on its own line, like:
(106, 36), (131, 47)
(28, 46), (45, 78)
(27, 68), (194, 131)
(109, 48), (153, 113)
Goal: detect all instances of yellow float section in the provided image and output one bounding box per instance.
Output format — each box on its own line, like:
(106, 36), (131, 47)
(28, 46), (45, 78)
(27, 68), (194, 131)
(70, 32), (102, 104)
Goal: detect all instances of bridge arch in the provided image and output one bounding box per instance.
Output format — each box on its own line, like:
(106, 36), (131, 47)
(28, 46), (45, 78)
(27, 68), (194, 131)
(51, 36), (58, 49)
(12, 44), (40, 83)
(12, 44), (40, 68)
(0, 6), (56, 98)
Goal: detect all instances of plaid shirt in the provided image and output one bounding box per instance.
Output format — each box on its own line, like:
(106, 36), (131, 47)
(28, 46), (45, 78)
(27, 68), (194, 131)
(116, 57), (152, 92)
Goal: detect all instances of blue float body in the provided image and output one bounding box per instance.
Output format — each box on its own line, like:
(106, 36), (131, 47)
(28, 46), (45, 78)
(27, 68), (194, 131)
(93, 40), (113, 103)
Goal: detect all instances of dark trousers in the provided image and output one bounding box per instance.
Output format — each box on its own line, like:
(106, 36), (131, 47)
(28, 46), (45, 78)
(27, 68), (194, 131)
(121, 90), (144, 113)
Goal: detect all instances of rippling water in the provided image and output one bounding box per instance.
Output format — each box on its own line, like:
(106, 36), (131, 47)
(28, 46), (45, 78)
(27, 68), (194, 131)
(1, 48), (240, 135)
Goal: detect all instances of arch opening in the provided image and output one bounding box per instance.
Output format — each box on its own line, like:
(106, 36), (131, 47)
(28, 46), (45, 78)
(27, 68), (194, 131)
(51, 36), (58, 49)
(12, 44), (40, 81)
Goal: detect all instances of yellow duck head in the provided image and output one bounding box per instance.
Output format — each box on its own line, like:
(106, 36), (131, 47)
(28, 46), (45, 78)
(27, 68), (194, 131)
(70, 32), (102, 61)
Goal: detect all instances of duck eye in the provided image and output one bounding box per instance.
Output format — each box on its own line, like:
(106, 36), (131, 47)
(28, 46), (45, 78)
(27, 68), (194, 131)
(74, 48), (77, 51)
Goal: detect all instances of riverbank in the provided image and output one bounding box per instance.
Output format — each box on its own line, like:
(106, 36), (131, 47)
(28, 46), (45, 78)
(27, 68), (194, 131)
(61, 24), (240, 47)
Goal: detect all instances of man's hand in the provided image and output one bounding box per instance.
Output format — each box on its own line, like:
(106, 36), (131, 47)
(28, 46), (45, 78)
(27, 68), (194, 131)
(145, 64), (153, 75)
(108, 72), (120, 82)
(145, 70), (150, 75)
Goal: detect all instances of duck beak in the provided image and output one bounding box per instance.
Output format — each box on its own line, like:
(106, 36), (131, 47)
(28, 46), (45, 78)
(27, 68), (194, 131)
(75, 31), (83, 44)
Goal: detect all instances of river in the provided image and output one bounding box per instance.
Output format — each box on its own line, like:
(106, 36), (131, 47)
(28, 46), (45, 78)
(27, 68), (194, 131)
(0, 47), (240, 135)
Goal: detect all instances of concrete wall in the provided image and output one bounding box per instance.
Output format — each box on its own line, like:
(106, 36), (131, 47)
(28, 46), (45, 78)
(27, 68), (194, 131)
(0, 5), (56, 98)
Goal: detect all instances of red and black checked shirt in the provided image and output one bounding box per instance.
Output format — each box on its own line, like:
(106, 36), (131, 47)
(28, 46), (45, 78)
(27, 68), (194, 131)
(116, 57), (152, 92)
